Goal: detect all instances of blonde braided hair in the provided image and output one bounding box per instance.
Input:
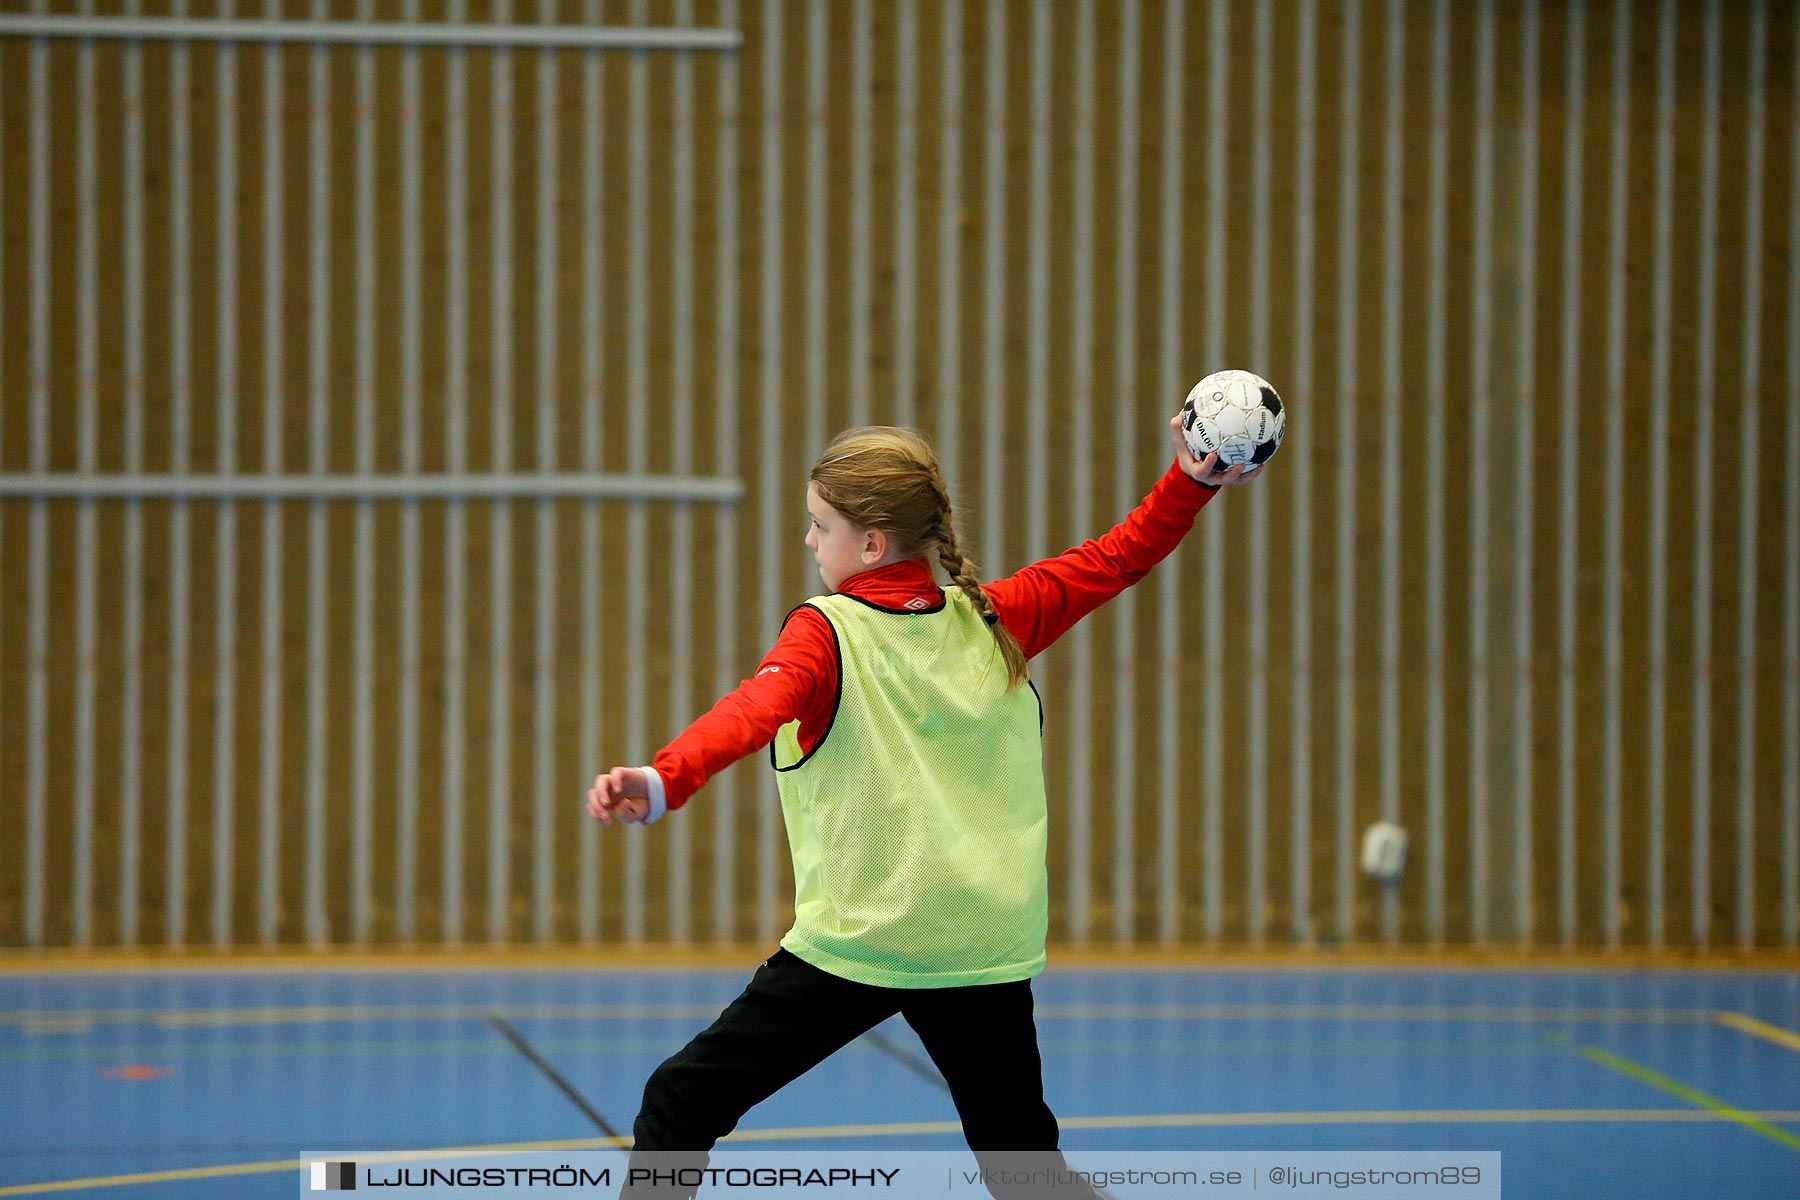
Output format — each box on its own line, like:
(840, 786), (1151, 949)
(809, 427), (1030, 691)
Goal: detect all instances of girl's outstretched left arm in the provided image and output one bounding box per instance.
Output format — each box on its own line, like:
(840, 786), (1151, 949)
(585, 606), (839, 825)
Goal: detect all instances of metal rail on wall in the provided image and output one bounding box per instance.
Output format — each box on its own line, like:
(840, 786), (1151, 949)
(0, 8), (744, 951)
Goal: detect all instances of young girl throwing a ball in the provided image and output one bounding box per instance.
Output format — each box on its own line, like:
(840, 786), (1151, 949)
(588, 417), (1256, 1196)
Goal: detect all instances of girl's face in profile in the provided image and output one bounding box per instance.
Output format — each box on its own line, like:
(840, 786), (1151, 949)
(804, 484), (882, 592)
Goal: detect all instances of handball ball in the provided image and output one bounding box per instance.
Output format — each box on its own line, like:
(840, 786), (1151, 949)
(1180, 370), (1285, 474)
(1360, 821), (1410, 883)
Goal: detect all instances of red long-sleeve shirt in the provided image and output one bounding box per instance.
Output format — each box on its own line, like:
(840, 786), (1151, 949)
(650, 460), (1218, 811)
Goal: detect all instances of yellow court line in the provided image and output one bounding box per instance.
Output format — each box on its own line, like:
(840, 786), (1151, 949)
(1033, 1004), (1721, 1024)
(1578, 1045), (1800, 1154)
(5, 946), (1799, 974)
(1716, 1011), (1800, 1055)
(1058, 1109), (1800, 1130)
(0, 949), (768, 975)
(1046, 949), (1800, 973)
(7, 1109), (1800, 1196)
(0, 1158), (304, 1198)
(0, 1138), (630, 1198)
(0, 1001), (1730, 1032)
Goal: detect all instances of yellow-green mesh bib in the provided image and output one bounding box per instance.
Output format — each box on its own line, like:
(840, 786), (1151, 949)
(771, 587), (1049, 988)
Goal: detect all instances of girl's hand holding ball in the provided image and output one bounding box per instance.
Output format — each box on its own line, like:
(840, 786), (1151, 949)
(1174, 369), (1285, 486)
(1170, 414), (1261, 488)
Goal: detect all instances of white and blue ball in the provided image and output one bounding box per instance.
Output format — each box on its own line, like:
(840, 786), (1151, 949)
(1179, 369), (1286, 474)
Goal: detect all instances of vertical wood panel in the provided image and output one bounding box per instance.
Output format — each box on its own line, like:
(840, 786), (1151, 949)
(1, 0), (1795, 953)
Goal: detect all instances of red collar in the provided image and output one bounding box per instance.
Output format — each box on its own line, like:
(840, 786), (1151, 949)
(834, 559), (942, 610)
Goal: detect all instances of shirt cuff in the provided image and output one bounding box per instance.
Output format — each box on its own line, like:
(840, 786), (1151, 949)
(1177, 459), (1219, 493)
(639, 766), (668, 824)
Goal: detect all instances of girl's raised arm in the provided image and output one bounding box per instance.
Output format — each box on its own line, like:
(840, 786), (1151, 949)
(981, 417), (1258, 660)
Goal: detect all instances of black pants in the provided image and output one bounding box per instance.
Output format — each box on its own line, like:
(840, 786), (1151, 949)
(621, 949), (1100, 1199)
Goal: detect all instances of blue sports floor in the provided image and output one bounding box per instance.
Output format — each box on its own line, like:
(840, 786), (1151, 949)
(2, 963), (1797, 1198)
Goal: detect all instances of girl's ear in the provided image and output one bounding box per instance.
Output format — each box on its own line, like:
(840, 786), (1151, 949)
(862, 526), (889, 564)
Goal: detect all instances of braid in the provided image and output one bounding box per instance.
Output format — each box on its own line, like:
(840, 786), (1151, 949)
(933, 484), (1030, 692)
